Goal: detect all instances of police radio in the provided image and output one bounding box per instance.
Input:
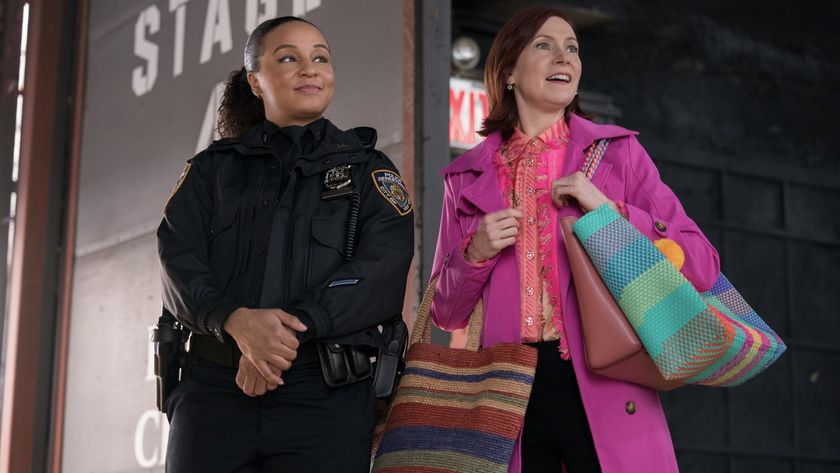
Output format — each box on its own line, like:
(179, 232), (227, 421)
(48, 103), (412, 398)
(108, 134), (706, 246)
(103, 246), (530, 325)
(373, 317), (408, 400)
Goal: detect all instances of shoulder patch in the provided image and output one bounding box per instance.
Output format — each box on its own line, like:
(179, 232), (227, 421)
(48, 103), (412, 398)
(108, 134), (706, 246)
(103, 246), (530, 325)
(371, 169), (412, 216)
(163, 163), (192, 213)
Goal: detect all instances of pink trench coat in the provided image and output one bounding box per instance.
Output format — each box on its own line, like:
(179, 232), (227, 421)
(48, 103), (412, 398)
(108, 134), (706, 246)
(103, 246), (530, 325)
(428, 114), (720, 473)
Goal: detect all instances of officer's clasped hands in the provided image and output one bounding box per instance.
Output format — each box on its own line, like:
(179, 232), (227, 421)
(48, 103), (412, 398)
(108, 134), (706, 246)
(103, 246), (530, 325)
(235, 356), (281, 397)
(224, 307), (308, 390)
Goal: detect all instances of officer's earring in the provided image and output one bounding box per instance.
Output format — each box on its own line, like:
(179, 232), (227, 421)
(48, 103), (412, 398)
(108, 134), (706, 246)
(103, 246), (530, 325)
(506, 83), (514, 91)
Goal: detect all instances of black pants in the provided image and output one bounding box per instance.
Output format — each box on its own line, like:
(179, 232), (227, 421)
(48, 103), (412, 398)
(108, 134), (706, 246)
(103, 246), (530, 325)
(522, 341), (602, 473)
(164, 353), (375, 473)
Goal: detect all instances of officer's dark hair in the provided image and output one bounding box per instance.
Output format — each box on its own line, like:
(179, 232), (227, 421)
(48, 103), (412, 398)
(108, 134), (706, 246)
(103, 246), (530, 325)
(217, 16), (321, 139)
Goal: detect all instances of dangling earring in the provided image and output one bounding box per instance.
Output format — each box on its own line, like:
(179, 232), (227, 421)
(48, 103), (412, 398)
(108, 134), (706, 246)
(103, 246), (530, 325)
(506, 83), (514, 91)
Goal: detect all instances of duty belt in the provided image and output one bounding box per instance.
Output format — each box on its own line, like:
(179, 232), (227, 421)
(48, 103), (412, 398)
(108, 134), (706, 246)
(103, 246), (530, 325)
(189, 334), (242, 368)
(189, 334), (318, 368)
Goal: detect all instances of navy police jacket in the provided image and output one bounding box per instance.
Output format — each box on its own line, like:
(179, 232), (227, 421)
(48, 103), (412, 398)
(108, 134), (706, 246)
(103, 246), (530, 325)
(156, 118), (414, 349)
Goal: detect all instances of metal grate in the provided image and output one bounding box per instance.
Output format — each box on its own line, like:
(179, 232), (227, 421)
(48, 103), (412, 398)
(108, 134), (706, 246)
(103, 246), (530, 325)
(656, 146), (840, 472)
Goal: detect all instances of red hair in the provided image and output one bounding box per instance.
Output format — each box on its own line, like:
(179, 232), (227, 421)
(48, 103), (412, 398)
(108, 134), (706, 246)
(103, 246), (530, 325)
(479, 6), (582, 138)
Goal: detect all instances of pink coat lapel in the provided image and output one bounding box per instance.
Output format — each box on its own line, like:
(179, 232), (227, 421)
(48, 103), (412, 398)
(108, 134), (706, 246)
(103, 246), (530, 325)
(442, 131), (506, 216)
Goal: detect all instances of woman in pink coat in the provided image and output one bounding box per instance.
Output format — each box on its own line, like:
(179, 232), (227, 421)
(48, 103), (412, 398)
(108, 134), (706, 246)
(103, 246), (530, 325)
(429, 6), (720, 473)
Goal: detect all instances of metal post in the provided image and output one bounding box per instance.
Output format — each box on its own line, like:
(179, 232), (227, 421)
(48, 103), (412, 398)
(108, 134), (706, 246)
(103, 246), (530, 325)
(0, 1), (82, 471)
(415, 0), (451, 345)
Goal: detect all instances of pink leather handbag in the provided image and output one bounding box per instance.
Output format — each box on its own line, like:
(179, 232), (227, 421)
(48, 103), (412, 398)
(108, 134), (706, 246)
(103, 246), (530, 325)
(560, 216), (682, 391)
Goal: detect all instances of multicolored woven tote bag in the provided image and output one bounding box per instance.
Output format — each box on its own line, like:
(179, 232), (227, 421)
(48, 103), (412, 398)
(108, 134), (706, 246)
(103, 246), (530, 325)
(571, 204), (786, 387)
(371, 277), (537, 472)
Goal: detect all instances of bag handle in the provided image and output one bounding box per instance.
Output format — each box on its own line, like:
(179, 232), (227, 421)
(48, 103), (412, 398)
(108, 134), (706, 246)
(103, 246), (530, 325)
(411, 275), (485, 351)
(581, 138), (610, 179)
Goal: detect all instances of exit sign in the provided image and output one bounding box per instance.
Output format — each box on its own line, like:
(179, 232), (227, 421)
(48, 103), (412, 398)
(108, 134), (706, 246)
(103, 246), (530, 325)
(449, 77), (489, 150)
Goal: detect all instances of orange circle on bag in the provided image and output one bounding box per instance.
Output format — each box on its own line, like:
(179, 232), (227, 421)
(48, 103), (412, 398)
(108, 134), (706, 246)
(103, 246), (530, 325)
(654, 238), (685, 271)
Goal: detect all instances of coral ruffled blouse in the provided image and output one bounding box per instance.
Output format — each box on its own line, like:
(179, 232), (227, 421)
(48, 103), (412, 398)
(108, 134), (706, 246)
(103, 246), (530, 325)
(492, 118), (571, 358)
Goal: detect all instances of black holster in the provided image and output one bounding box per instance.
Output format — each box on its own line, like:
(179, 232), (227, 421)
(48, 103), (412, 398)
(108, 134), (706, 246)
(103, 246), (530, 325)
(150, 307), (187, 412)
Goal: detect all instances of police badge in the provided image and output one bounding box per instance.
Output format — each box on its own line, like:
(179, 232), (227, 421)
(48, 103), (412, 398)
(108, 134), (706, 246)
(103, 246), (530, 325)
(321, 164), (354, 200)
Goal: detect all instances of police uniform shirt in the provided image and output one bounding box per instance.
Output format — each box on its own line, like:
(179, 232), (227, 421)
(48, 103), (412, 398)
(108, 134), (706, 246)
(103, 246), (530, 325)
(260, 118), (328, 343)
(262, 118), (325, 194)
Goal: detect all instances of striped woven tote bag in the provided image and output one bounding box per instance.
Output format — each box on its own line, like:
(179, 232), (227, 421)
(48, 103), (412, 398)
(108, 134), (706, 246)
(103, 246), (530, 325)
(371, 277), (537, 472)
(572, 204), (786, 387)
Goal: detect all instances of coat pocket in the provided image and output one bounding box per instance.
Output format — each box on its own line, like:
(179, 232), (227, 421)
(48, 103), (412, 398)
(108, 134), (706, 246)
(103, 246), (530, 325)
(209, 202), (239, 242)
(209, 202), (241, 292)
(307, 216), (346, 289)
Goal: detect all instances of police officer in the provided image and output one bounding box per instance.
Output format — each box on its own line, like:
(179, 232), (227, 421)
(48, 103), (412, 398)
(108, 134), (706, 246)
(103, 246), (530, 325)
(156, 17), (413, 473)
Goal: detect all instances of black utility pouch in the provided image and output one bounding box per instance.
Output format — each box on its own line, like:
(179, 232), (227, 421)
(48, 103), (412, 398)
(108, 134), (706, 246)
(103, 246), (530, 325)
(150, 308), (187, 412)
(316, 343), (374, 387)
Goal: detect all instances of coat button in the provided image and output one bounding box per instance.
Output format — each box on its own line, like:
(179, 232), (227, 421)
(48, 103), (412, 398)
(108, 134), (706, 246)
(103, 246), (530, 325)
(261, 133), (268, 144)
(625, 401), (636, 415)
(256, 249), (263, 255)
(249, 299), (256, 306)
(262, 200), (269, 207)
(654, 221), (667, 232)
